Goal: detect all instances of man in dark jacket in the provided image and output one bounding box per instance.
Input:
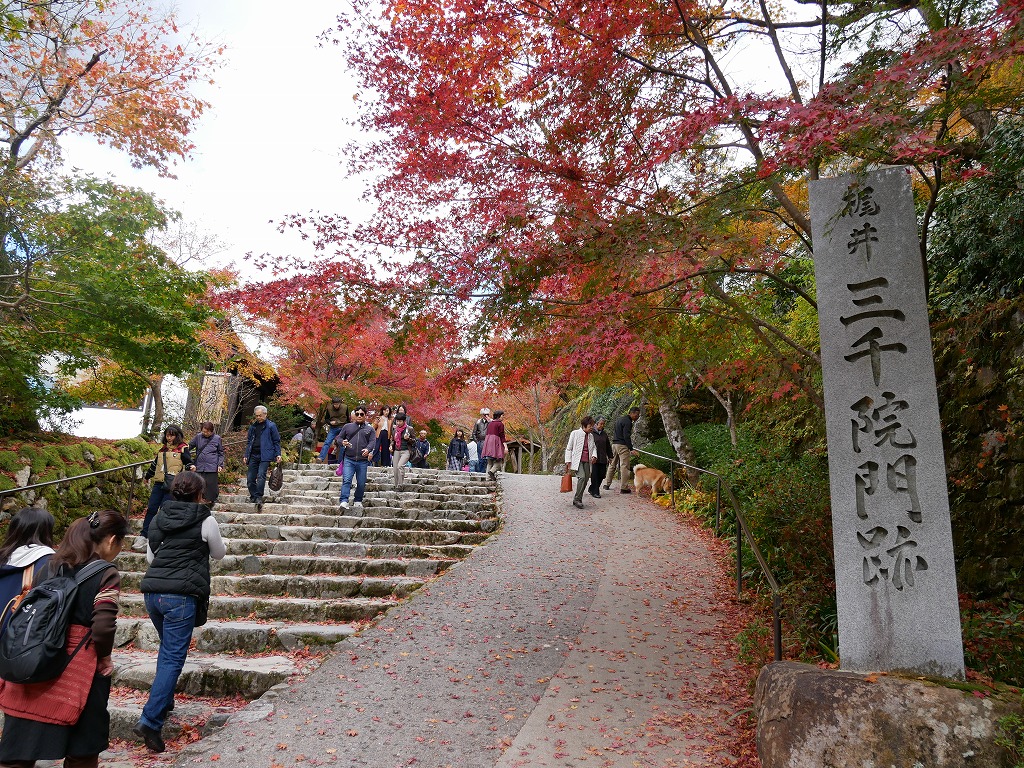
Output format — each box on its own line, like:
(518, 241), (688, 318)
(318, 397), (347, 463)
(335, 405), (377, 510)
(605, 407), (640, 493)
(243, 406), (282, 511)
(589, 417), (613, 498)
(471, 408), (490, 472)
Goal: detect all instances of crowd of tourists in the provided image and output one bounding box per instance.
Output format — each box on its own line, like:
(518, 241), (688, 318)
(563, 407), (641, 509)
(0, 410), (233, 762)
(0, 472), (224, 760)
(0, 400), (517, 763)
(304, 401), (509, 511)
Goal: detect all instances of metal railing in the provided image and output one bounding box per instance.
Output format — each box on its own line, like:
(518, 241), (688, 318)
(634, 448), (784, 662)
(0, 459), (151, 517)
(0, 434), (251, 518)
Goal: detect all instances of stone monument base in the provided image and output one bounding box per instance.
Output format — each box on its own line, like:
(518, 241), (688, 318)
(754, 661), (1020, 767)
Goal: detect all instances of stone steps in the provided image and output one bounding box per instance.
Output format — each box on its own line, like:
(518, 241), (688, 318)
(213, 523), (482, 546)
(214, 537), (477, 559)
(119, 592), (396, 622)
(218, 495), (497, 516)
(119, 552), (452, 577)
(211, 511), (489, 530)
(113, 650), (296, 698)
(117, 617), (357, 653)
(110, 464), (499, 736)
(119, 571), (425, 600)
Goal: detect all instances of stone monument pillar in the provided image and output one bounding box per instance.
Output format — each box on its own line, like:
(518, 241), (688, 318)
(809, 166), (964, 679)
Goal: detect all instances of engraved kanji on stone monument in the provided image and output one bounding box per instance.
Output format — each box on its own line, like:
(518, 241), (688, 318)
(810, 167), (965, 679)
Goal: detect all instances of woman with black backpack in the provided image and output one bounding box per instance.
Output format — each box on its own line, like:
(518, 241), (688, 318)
(0, 509), (128, 768)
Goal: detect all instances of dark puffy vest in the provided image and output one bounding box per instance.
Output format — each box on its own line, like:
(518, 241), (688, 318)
(140, 501), (211, 599)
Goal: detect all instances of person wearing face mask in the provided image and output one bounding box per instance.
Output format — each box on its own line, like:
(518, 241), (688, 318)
(334, 405), (377, 511)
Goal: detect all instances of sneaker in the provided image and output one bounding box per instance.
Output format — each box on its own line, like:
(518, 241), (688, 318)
(133, 723), (166, 753)
(255, 500), (263, 513)
(620, 488), (632, 494)
(572, 500), (585, 509)
(353, 501), (363, 510)
(340, 501), (349, 510)
(131, 536), (147, 553)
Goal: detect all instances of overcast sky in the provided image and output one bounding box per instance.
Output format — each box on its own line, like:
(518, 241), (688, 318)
(64, 1), (369, 438)
(62, 0), (369, 276)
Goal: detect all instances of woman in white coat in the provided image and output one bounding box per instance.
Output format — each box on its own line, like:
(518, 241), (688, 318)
(564, 416), (598, 509)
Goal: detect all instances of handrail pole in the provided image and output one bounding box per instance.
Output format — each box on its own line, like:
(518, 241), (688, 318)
(773, 593), (783, 662)
(126, 464), (138, 518)
(736, 516), (743, 598)
(715, 478), (722, 535)
(0, 459), (152, 499)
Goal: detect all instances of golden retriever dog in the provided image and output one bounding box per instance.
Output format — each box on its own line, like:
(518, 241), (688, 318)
(633, 464), (670, 496)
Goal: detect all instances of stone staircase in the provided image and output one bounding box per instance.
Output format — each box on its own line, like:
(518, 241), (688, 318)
(106, 464), (500, 744)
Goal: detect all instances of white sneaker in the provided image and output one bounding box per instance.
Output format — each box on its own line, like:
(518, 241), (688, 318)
(131, 536), (147, 553)
(353, 501), (363, 510)
(340, 501), (349, 510)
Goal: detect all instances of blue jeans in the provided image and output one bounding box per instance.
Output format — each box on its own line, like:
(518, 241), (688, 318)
(246, 457), (271, 501)
(140, 593), (197, 732)
(319, 426), (343, 461)
(340, 457), (369, 504)
(142, 482), (171, 537)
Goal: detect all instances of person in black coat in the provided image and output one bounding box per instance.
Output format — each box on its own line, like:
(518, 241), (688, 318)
(446, 429), (469, 471)
(134, 472), (226, 753)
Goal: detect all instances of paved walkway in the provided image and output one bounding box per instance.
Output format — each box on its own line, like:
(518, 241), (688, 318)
(173, 473), (757, 767)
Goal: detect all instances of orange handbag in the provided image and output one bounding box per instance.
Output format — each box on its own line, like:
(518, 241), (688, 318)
(560, 470), (573, 493)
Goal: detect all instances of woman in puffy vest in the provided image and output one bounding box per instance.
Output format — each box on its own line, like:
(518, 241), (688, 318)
(133, 472), (226, 753)
(0, 507), (55, 632)
(0, 509), (128, 768)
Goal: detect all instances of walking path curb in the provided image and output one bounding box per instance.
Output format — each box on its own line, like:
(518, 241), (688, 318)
(172, 473), (759, 767)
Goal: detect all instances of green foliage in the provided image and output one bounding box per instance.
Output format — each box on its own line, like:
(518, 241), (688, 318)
(962, 597), (1024, 687)
(929, 120), (1024, 312)
(0, 174), (217, 432)
(0, 451), (19, 472)
(680, 422), (836, 659)
(0, 435), (150, 537)
(996, 697), (1024, 768)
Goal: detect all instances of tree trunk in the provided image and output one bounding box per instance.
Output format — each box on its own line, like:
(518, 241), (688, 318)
(658, 396), (698, 482)
(149, 375), (165, 436)
(704, 382), (738, 448)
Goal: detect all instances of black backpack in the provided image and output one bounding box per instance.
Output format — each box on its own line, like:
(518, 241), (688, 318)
(0, 559), (113, 684)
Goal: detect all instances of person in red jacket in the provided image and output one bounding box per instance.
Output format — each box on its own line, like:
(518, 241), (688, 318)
(481, 409), (507, 481)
